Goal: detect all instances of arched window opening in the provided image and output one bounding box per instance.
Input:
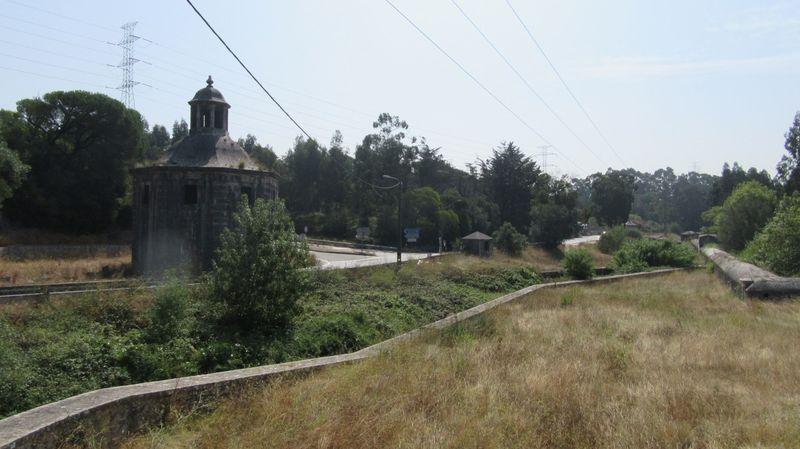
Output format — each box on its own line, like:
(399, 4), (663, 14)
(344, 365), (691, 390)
(214, 105), (225, 129)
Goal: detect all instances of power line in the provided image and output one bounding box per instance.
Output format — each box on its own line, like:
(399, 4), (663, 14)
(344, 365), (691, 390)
(382, 0), (584, 174)
(1, 1), (497, 153)
(0, 34), (486, 160)
(0, 12), (110, 44)
(450, 0), (607, 167)
(0, 38), (113, 68)
(184, 0), (400, 191)
(0, 65), (109, 90)
(2, 0), (505, 169)
(184, 0), (313, 142)
(3, 0), (118, 32)
(504, 0), (626, 166)
(0, 51), (114, 80)
(0, 23), (118, 58)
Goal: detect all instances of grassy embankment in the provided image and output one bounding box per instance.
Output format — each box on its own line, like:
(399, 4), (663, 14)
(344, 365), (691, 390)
(124, 271), (800, 449)
(0, 253), (131, 285)
(0, 252), (552, 418)
(0, 229), (132, 285)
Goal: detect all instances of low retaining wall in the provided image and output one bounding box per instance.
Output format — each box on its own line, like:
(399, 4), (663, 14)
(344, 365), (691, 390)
(0, 268), (686, 449)
(701, 247), (800, 299)
(304, 238), (397, 253)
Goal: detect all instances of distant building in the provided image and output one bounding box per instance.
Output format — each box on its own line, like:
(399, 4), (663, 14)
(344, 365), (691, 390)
(680, 231), (700, 242)
(462, 231), (493, 257)
(132, 76), (278, 275)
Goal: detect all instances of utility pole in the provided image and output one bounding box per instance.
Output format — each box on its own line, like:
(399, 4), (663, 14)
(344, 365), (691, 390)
(382, 174), (403, 267)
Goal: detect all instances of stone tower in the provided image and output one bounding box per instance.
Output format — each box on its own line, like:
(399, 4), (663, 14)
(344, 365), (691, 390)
(132, 76), (278, 275)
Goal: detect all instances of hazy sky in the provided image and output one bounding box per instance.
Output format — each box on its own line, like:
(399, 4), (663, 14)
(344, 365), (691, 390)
(1, 0), (798, 178)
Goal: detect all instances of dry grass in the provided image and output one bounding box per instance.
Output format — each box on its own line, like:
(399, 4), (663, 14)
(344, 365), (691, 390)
(0, 252), (131, 285)
(123, 271), (800, 449)
(0, 228), (131, 246)
(430, 244), (610, 274)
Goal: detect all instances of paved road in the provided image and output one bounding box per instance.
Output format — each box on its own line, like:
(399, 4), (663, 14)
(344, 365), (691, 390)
(563, 235), (601, 247)
(311, 249), (438, 269)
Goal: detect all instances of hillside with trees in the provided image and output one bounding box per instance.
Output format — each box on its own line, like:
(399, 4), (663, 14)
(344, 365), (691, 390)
(0, 90), (797, 251)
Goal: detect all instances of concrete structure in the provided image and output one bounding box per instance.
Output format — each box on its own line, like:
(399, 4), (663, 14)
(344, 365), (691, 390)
(680, 231), (700, 242)
(462, 231), (492, 257)
(132, 77), (277, 274)
(701, 246), (800, 298)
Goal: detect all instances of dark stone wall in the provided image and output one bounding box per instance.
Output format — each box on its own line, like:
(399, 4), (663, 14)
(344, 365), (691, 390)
(132, 167), (277, 275)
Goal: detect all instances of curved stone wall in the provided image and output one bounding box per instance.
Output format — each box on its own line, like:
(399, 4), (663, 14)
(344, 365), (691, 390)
(0, 268), (686, 449)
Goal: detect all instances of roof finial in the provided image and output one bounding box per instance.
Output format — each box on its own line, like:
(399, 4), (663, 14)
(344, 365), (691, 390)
(206, 75), (213, 87)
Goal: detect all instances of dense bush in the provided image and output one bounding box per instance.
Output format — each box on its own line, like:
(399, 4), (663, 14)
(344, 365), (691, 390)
(444, 266), (541, 292)
(492, 222), (527, 256)
(597, 226), (640, 254)
(144, 279), (194, 344)
(208, 198), (311, 338)
(0, 251), (546, 418)
(743, 195), (800, 276)
(292, 312), (378, 358)
(563, 248), (594, 280)
(612, 239), (695, 273)
(714, 181), (777, 251)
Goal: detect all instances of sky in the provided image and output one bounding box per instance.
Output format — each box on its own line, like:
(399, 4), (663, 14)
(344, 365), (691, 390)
(0, 0), (798, 178)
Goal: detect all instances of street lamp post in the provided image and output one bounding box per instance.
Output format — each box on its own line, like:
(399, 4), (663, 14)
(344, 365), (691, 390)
(382, 175), (403, 267)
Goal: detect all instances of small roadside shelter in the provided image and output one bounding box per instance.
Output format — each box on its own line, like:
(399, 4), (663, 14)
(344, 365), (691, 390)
(462, 231), (493, 257)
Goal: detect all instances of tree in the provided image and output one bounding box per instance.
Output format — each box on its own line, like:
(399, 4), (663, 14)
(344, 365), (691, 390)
(171, 119), (189, 144)
(238, 134), (277, 169)
(208, 198), (310, 338)
(711, 162), (773, 205)
(0, 139), (29, 210)
(281, 137), (324, 221)
(143, 123), (171, 161)
(715, 181), (777, 251)
(777, 111), (800, 194)
(0, 91), (145, 232)
(590, 170), (635, 226)
(481, 142), (541, 234)
(492, 222), (527, 256)
(563, 248), (594, 279)
(743, 195), (800, 276)
(530, 176), (579, 248)
(671, 172), (715, 231)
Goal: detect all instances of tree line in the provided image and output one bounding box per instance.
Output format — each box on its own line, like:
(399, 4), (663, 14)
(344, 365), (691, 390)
(1, 90), (798, 249)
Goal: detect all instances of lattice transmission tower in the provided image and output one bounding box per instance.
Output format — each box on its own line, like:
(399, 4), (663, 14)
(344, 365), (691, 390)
(536, 145), (558, 175)
(109, 22), (144, 108)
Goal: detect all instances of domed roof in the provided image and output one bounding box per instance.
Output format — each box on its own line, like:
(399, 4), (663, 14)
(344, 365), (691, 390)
(158, 134), (260, 170)
(190, 76), (228, 104)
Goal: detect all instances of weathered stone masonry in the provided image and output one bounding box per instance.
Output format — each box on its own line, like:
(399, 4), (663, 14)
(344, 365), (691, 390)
(132, 77), (277, 274)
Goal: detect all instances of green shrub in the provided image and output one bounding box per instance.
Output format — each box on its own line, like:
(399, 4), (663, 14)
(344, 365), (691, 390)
(207, 198), (311, 338)
(443, 266), (540, 292)
(742, 195), (800, 276)
(292, 312), (378, 358)
(597, 226), (630, 254)
(145, 278), (193, 344)
(492, 222), (527, 256)
(715, 181), (777, 251)
(563, 248), (594, 280)
(612, 239), (695, 273)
